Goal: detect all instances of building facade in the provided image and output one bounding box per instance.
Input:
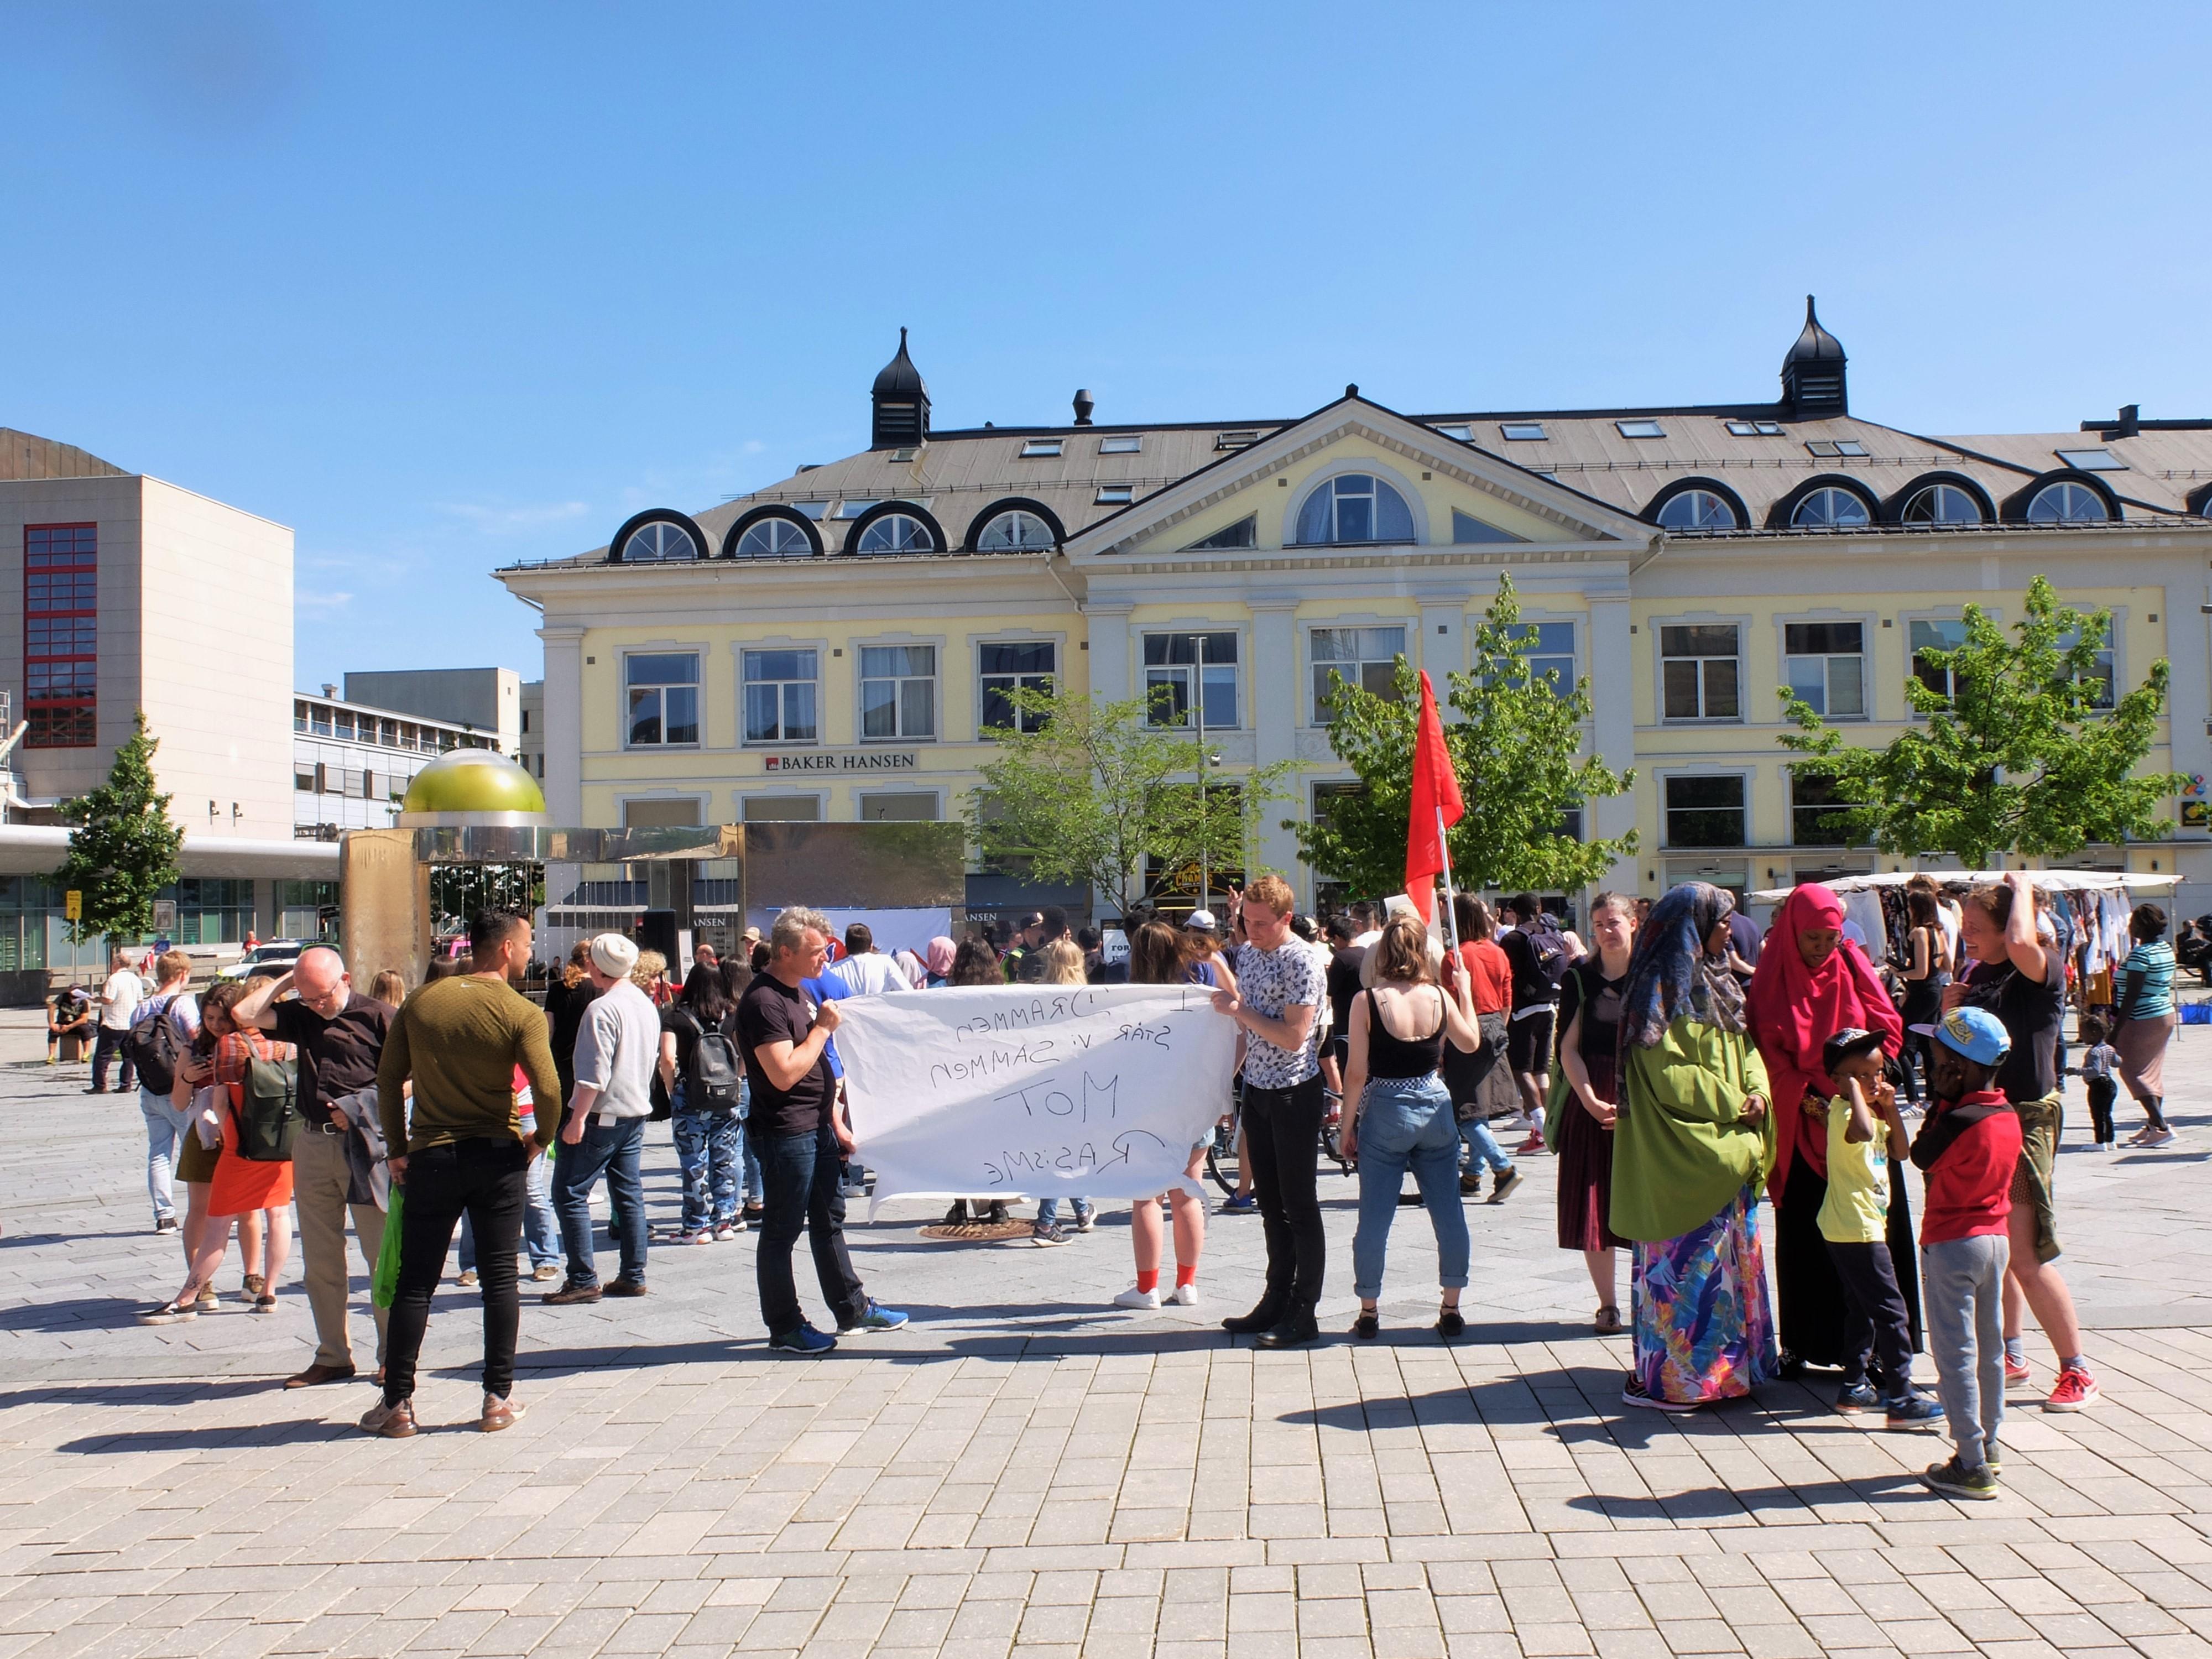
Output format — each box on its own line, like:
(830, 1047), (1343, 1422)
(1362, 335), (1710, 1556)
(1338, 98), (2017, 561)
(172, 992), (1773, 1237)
(341, 666), (524, 757)
(497, 309), (2212, 920)
(293, 685), (496, 839)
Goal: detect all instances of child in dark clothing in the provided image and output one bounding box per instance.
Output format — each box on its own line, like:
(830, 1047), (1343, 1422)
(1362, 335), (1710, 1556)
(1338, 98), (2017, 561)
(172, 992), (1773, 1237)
(2073, 1014), (2120, 1151)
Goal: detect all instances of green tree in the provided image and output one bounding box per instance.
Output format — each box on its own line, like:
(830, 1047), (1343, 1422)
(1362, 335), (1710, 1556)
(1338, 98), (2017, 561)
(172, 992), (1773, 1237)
(1778, 573), (2187, 869)
(1291, 573), (1637, 900)
(54, 711), (185, 947)
(968, 687), (1297, 916)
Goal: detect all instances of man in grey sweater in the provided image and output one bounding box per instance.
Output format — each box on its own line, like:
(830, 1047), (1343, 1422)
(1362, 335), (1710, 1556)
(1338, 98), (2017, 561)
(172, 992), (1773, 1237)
(545, 933), (662, 1304)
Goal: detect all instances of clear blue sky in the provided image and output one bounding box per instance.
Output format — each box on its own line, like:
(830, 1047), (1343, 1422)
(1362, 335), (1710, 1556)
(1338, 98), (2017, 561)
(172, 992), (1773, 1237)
(8, 5), (2209, 690)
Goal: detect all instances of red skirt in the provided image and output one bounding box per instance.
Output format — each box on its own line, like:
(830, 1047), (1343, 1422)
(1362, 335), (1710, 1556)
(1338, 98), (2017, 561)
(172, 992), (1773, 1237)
(1555, 1091), (1626, 1253)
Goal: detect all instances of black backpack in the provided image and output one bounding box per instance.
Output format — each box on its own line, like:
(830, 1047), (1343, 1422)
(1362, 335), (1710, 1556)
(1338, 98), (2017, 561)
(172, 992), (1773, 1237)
(234, 1046), (303, 1162)
(124, 993), (187, 1095)
(1522, 922), (1573, 999)
(675, 1009), (745, 1112)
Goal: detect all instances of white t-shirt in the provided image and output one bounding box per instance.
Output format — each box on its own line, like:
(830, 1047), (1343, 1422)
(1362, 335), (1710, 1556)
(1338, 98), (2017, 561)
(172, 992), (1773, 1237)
(100, 970), (144, 1030)
(828, 951), (912, 997)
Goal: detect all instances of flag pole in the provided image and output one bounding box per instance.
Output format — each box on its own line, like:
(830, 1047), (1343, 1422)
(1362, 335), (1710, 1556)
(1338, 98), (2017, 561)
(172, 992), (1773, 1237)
(1436, 805), (1462, 954)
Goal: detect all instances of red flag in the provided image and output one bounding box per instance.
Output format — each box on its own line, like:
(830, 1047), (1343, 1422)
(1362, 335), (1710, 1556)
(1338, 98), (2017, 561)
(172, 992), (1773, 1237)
(1405, 671), (1465, 923)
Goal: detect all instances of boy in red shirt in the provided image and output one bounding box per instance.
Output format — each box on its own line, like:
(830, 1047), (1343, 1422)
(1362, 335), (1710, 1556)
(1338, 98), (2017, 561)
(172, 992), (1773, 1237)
(1908, 1006), (2023, 1501)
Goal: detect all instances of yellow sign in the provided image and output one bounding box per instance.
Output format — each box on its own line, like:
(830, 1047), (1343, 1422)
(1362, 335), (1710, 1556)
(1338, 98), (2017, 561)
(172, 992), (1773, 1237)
(63, 890), (81, 921)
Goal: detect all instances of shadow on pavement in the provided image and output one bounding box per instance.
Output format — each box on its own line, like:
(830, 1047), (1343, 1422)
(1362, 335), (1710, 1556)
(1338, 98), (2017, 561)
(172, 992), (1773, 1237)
(55, 1417), (352, 1453)
(0, 1295), (154, 1332)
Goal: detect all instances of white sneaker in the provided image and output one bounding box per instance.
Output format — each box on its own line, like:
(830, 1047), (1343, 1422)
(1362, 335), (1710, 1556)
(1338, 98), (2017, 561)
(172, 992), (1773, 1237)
(1113, 1285), (1161, 1310)
(1171, 1282), (1200, 1307)
(2143, 1128), (2177, 1148)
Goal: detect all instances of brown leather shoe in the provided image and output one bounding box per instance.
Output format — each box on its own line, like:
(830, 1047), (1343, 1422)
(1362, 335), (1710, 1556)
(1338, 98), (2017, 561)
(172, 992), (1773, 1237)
(603, 1280), (649, 1298)
(358, 1397), (416, 1438)
(481, 1392), (525, 1432)
(284, 1362), (358, 1390)
(542, 1280), (602, 1305)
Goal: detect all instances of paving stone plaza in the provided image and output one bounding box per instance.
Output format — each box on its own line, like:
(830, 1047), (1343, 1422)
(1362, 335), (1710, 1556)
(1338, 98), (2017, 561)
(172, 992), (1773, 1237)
(5, 1010), (2212, 1659)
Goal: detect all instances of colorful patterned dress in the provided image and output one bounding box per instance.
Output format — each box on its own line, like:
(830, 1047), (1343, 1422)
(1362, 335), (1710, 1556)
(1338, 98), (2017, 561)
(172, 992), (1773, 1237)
(1629, 1180), (1777, 1405)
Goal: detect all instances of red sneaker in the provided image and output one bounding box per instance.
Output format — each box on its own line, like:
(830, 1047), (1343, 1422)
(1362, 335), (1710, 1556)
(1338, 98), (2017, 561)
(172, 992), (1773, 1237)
(2002, 1355), (2032, 1388)
(1515, 1134), (1546, 1156)
(2043, 1368), (2099, 1412)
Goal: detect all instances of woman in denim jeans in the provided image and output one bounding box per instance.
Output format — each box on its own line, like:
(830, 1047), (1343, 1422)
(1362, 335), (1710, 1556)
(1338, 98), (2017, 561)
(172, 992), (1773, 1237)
(1338, 914), (1486, 1340)
(659, 967), (746, 1243)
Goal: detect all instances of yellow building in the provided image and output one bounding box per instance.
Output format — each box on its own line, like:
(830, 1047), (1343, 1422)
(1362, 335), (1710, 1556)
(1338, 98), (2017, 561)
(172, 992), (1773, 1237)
(497, 308), (2212, 921)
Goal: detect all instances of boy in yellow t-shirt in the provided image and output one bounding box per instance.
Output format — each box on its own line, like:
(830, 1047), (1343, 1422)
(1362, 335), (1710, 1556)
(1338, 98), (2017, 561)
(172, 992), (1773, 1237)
(1820, 1028), (1943, 1428)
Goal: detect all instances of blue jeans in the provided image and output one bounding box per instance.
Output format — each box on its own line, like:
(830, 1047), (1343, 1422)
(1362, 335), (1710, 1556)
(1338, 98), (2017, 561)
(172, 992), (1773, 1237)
(1352, 1074), (1470, 1301)
(461, 1152), (561, 1271)
(736, 1078), (764, 1205)
(672, 1103), (743, 1230)
(551, 1116), (648, 1288)
(756, 1124), (868, 1339)
(1459, 1116), (1514, 1176)
(140, 1089), (191, 1222)
(1036, 1197), (1094, 1227)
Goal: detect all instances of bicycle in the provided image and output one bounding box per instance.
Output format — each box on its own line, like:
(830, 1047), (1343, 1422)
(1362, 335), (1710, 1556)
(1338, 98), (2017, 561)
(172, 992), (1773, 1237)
(1206, 1081), (1353, 1197)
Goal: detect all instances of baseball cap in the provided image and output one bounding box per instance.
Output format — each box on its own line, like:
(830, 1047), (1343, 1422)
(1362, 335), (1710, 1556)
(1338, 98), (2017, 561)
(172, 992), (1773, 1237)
(1911, 1005), (2010, 1066)
(1820, 1026), (1885, 1074)
(589, 932), (640, 979)
(1185, 909), (1218, 932)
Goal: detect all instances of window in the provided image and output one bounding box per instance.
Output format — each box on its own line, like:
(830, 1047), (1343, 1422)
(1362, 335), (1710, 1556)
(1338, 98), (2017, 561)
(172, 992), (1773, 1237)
(1188, 515), (1256, 550)
(860, 645), (936, 740)
(1215, 431), (1260, 451)
(1094, 485), (1134, 506)
(886, 448), (919, 463)
(2027, 481), (2107, 523)
(24, 524), (96, 748)
(1783, 622), (1866, 717)
(1512, 621), (1577, 693)
(2059, 623), (2116, 708)
(1902, 483), (1982, 525)
(977, 510), (1055, 552)
(1804, 439), (1867, 458)
(1143, 632), (1239, 729)
(335, 710), (356, 740)
(1660, 624), (1741, 721)
(171, 878), (254, 946)
(1500, 422), (1547, 441)
(620, 521), (697, 561)
(792, 500), (828, 520)
(980, 641), (1056, 732)
(1725, 420), (1785, 436)
(859, 792), (938, 821)
(1431, 423), (1473, 441)
(743, 649), (818, 744)
(1792, 486), (1870, 528)
(1019, 439), (1063, 458)
(278, 880), (340, 942)
(295, 765), (317, 792)
(1656, 489), (1738, 530)
(1452, 509), (1526, 544)
(836, 499), (880, 519)
(741, 795), (819, 822)
(1791, 773), (1858, 846)
(857, 512), (933, 554)
(1910, 618), (1967, 701)
(1615, 419), (1665, 439)
(1665, 776), (1746, 847)
(625, 653), (699, 747)
(622, 798), (702, 830)
(380, 718), (398, 746)
(1310, 626), (1407, 722)
(734, 517), (813, 557)
(398, 722), (418, 751)
(1296, 474), (1413, 545)
(1099, 435), (1141, 454)
(2054, 448), (2125, 471)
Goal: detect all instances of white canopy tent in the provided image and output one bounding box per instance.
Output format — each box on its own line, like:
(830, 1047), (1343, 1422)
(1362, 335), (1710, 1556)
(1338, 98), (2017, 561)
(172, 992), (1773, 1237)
(1749, 869), (2179, 905)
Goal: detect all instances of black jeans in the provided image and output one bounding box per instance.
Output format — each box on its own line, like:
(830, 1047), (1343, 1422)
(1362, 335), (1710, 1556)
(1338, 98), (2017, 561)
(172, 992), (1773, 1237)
(1243, 1073), (1327, 1323)
(384, 1136), (529, 1406)
(2086, 1077), (2118, 1144)
(1826, 1238), (1914, 1397)
(755, 1123), (868, 1339)
(92, 1025), (136, 1092)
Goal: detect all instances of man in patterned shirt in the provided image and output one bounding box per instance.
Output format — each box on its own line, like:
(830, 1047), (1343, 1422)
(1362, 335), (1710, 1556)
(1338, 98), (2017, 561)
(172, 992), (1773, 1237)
(1214, 874), (1327, 1348)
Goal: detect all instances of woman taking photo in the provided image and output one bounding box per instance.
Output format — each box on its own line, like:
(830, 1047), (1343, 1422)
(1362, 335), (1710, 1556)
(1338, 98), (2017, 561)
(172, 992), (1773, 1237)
(1112, 921), (1225, 1310)
(1552, 890), (1636, 1334)
(1899, 889), (1952, 1105)
(1611, 884), (1777, 1411)
(1746, 881), (1907, 1379)
(1338, 914), (1485, 1340)
(2113, 903), (2177, 1146)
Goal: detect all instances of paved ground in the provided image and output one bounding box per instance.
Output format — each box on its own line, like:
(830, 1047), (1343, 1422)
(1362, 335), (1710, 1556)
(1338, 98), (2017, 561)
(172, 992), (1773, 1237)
(5, 1007), (2212, 1658)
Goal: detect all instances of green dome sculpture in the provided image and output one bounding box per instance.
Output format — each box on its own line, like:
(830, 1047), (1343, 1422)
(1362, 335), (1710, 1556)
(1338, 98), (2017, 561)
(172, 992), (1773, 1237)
(398, 747), (549, 827)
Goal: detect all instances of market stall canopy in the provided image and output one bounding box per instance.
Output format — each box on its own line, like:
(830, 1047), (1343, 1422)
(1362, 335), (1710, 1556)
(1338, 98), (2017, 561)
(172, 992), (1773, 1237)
(1750, 869), (2179, 905)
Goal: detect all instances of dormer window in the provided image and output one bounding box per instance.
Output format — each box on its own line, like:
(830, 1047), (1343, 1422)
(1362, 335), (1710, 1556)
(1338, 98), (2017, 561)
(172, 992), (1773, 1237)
(855, 513), (934, 554)
(1296, 474), (1414, 545)
(619, 521), (698, 561)
(1020, 439), (1064, 458)
(1792, 487), (1872, 528)
(977, 509), (1056, 551)
(1216, 431), (1261, 451)
(2027, 481), (2108, 523)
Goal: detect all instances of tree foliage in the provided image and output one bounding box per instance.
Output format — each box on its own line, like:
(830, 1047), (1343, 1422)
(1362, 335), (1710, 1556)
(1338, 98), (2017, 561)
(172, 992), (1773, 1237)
(1779, 573), (2186, 869)
(54, 711), (185, 946)
(967, 687), (1297, 916)
(1291, 574), (1637, 900)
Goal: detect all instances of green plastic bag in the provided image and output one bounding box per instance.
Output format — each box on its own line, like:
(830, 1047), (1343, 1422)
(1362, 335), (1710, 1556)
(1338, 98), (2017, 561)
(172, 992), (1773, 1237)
(372, 1183), (404, 1308)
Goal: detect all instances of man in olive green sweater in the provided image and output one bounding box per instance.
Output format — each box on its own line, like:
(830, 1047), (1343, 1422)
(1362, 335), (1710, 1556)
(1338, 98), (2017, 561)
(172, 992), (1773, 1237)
(362, 911), (562, 1439)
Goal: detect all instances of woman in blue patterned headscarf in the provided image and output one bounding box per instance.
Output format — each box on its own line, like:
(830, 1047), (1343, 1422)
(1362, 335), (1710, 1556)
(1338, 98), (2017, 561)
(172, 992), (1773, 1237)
(1609, 883), (1777, 1412)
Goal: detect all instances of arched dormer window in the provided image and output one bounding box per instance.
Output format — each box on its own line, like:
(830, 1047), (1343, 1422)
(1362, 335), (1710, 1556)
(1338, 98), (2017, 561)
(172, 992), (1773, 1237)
(1295, 473), (1413, 545)
(608, 510), (707, 563)
(853, 510), (936, 555)
(1898, 481), (1986, 525)
(729, 514), (817, 558)
(1656, 488), (1739, 530)
(2027, 480), (2108, 523)
(1791, 486), (1872, 528)
(976, 509), (1056, 551)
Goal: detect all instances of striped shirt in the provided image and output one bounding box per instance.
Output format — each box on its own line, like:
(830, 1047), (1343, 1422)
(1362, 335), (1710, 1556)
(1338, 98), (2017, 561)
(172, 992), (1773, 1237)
(2119, 940), (2176, 1020)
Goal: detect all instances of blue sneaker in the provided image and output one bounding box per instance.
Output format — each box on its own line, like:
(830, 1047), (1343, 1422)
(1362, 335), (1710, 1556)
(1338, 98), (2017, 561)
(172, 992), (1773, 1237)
(1222, 1194), (1257, 1213)
(840, 1300), (909, 1333)
(1835, 1382), (1880, 1415)
(768, 1323), (837, 1357)
(1884, 1394), (1944, 1429)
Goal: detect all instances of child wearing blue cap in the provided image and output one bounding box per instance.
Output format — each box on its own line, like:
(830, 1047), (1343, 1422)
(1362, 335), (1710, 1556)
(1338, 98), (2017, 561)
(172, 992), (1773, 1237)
(1908, 1005), (2023, 1500)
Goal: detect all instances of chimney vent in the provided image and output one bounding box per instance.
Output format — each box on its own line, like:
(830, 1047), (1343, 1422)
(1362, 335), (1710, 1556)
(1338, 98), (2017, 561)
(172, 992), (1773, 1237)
(1072, 389), (1094, 426)
(321, 683), (337, 698)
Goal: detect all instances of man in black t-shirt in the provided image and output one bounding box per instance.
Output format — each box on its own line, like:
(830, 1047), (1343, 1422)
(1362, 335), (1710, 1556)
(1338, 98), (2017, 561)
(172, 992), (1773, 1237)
(735, 906), (905, 1355)
(1323, 915), (1365, 1073)
(1497, 894), (1562, 1150)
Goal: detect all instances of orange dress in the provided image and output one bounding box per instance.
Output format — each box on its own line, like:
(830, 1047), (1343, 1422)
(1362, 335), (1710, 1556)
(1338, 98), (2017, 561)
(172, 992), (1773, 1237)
(206, 1031), (297, 1218)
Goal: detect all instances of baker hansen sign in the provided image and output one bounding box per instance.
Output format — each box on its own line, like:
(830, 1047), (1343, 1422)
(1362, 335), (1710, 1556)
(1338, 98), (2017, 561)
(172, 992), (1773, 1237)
(762, 750), (920, 773)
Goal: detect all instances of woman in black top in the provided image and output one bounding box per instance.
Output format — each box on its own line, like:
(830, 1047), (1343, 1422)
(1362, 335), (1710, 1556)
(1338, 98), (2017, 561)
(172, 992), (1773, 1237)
(1339, 916), (1485, 1340)
(1552, 891), (1637, 1334)
(658, 966), (744, 1243)
(1898, 890), (1951, 1104)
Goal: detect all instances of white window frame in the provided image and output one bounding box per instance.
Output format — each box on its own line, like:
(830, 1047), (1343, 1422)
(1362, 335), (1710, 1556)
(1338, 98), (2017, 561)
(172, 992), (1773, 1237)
(2059, 612), (2122, 710)
(1776, 613), (1872, 722)
(1903, 611), (1974, 711)
(1660, 768), (1755, 851)
(737, 641), (823, 748)
(1656, 618), (1746, 724)
(975, 634), (1060, 736)
(1306, 621), (1411, 726)
(976, 509), (1056, 552)
(855, 636), (943, 744)
(623, 649), (703, 750)
(1141, 627), (1243, 732)
(1277, 457), (1431, 548)
(1019, 439), (1063, 458)
(1098, 435), (1141, 455)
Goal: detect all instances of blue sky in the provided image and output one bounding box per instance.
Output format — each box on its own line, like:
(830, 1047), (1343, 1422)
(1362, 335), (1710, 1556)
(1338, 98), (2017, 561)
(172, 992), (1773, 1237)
(7, 5), (2209, 690)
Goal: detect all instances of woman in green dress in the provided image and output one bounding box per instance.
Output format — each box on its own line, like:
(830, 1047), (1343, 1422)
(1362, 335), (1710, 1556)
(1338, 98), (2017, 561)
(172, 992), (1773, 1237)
(1611, 883), (1780, 1412)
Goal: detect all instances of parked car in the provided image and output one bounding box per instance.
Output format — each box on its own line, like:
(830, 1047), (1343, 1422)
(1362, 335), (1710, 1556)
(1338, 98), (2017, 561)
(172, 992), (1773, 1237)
(216, 940), (311, 982)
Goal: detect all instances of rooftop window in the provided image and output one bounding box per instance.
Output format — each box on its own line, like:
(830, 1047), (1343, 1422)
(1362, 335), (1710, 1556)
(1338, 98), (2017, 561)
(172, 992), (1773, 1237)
(1725, 420), (1785, 436)
(1792, 486), (1871, 528)
(2026, 481), (2108, 523)
(2054, 448), (2125, 471)
(886, 447), (919, 462)
(619, 521), (698, 561)
(1296, 474), (1413, 545)
(1020, 439), (1063, 458)
(1431, 423), (1473, 441)
(1804, 439), (1867, 458)
(1215, 431), (1260, 451)
(1500, 422), (1548, 441)
(1656, 489), (1738, 530)
(1098, 435), (1141, 454)
(1615, 420), (1665, 440)
(836, 499), (880, 519)
(1095, 484), (1134, 505)
(792, 501), (828, 520)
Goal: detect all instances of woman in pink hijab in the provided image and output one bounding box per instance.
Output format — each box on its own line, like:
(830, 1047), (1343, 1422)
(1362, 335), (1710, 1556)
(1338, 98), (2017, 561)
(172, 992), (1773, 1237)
(1746, 882), (1914, 1378)
(922, 936), (957, 988)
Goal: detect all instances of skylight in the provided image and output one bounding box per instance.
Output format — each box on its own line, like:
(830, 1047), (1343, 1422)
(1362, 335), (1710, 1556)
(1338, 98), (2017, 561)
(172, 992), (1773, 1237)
(1095, 485), (1134, 505)
(1020, 439), (1064, 458)
(1431, 423), (1473, 441)
(1725, 420), (1785, 436)
(1098, 435), (1141, 454)
(2056, 448), (2126, 471)
(1215, 431), (1260, 451)
(792, 502), (828, 520)
(836, 499), (880, 519)
(886, 447), (918, 462)
(1615, 420), (1665, 440)
(1500, 422), (1547, 442)
(1803, 439), (1867, 458)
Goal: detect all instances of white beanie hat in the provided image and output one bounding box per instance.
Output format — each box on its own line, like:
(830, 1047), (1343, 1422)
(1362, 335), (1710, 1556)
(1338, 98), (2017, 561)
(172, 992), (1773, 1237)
(589, 932), (640, 978)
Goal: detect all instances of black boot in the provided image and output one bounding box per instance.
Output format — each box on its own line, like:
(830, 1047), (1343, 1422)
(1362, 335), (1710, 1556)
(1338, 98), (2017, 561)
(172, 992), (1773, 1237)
(1255, 1313), (1321, 1349)
(1222, 1303), (1284, 1335)
(942, 1201), (969, 1226)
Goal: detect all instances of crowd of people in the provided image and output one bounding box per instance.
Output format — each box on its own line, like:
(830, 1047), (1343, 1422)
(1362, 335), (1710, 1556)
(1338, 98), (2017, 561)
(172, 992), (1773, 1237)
(90, 865), (2161, 1495)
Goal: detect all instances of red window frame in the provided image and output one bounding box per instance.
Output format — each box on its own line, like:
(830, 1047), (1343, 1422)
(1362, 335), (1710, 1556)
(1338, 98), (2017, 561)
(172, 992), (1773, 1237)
(24, 524), (96, 748)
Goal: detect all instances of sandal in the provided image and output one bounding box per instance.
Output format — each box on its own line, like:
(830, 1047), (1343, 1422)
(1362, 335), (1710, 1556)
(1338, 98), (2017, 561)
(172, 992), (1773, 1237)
(1436, 1305), (1465, 1340)
(1594, 1305), (1624, 1335)
(1352, 1310), (1379, 1339)
(139, 1297), (200, 1323)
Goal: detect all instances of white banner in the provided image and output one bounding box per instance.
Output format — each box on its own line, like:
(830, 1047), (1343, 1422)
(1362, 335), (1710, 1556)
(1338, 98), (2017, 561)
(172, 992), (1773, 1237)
(835, 984), (1239, 1206)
